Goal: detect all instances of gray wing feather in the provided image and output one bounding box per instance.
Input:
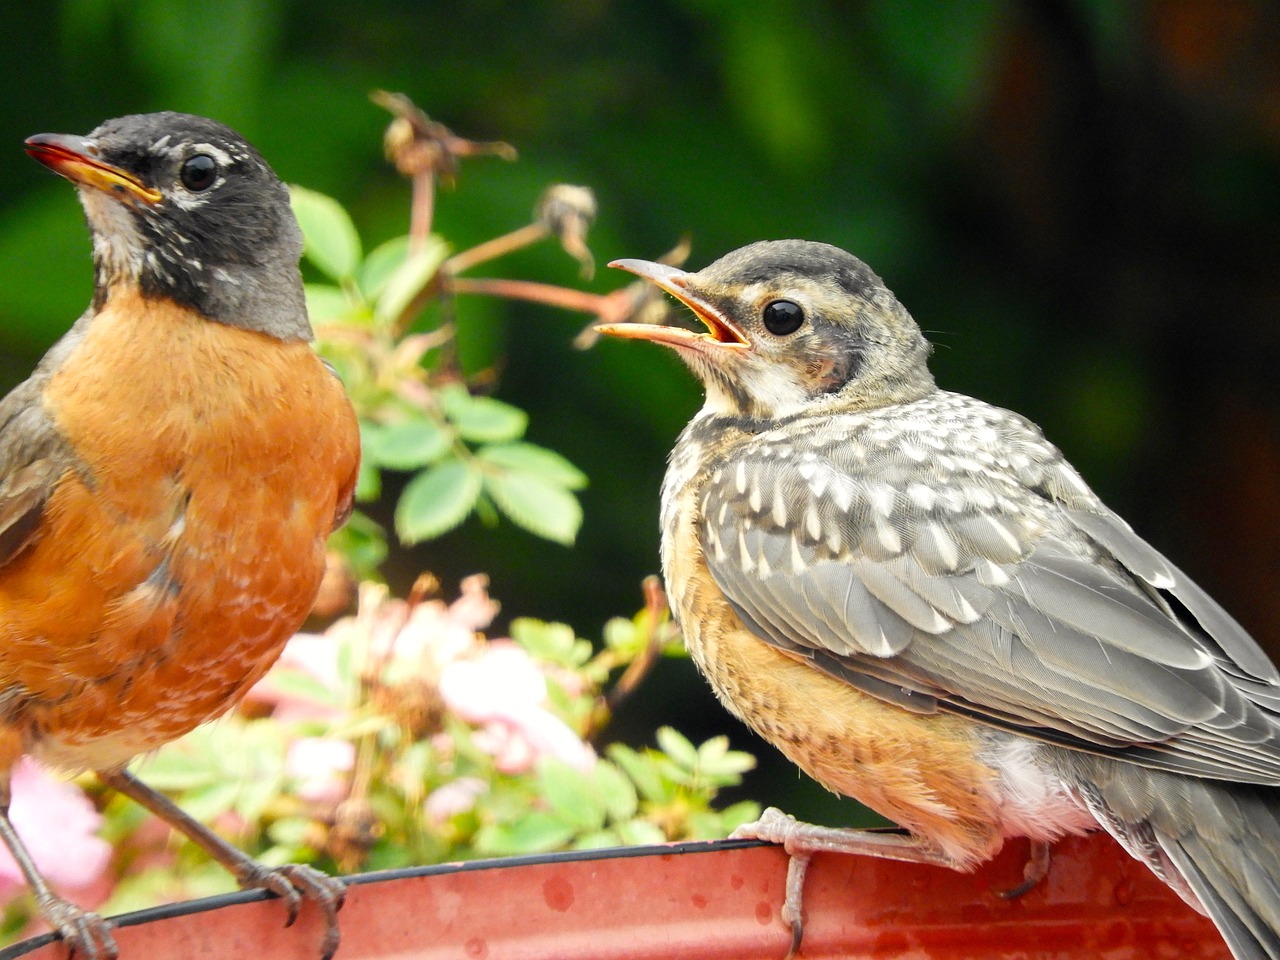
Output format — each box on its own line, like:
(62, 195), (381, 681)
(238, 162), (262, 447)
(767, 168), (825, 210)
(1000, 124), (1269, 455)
(697, 398), (1280, 784)
(0, 377), (73, 567)
(1067, 507), (1279, 683)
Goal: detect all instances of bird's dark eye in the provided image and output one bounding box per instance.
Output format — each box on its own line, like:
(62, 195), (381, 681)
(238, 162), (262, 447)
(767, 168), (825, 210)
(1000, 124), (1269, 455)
(179, 155), (218, 192)
(762, 299), (804, 335)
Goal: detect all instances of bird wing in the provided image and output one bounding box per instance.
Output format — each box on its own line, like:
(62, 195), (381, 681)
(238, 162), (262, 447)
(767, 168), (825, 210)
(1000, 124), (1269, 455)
(696, 396), (1280, 783)
(0, 367), (76, 568)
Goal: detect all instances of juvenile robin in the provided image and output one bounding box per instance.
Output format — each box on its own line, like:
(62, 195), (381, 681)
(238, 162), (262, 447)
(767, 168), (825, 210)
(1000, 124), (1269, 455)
(1, 113), (360, 959)
(599, 240), (1280, 960)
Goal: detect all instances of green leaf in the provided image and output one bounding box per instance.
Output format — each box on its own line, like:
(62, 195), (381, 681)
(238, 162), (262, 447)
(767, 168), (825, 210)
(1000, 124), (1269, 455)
(254, 845), (295, 869)
(538, 759), (606, 833)
(687, 810), (730, 841)
(718, 800), (764, 832)
(606, 744), (669, 804)
(267, 816), (313, 848)
(290, 185), (362, 281)
(327, 510), (387, 580)
(653, 754), (695, 787)
(701, 745), (756, 780)
(440, 387), (529, 443)
(573, 829), (621, 850)
(477, 442), (587, 490)
(473, 812), (576, 856)
(374, 237), (450, 325)
(697, 734), (730, 766)
(592, 760), (639, 822)
(510, 618), (591, 667)
(263, 668), (344, 710)
(616, 819), (668, 846)
(359, 235), (410, 300)
(483, 470), (582, 545)
(365, 418), (452, 471)
(178, 781), (242, 823)
(234, 771), (283, 824)
(395, 458), (482, 544)
(304, 283), (354, 323)
(355, 458), (381, 503)
(131, 753), (215, 792)
(656, 727), (700, 771)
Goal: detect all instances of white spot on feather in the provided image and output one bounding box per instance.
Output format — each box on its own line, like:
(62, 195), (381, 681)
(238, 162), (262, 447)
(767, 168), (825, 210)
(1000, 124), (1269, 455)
(789, 536), (807, 574)
(907, 483), (937, 511)
(757, 551), (772, 579)
(923, 522), (959, 571)
(983, 516), (1023, 554)
(771, 490), (788, 527)
(804, 505), (821, 542)
(975, 560), (1010, 586)
(868, 484), (896, 518)
(874, 518), (901, 554)
(830, 475), (856, 513)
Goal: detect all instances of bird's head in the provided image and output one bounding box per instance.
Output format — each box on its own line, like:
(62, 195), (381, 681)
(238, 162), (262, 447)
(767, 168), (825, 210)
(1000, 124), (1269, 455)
(599, 240), (935, 421)
(25, 111), (309, 340)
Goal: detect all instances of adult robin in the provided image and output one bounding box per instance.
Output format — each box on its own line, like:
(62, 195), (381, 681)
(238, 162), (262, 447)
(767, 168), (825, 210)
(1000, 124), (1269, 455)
(1, 113), (360, 959)
(598, 239), (1280, 960)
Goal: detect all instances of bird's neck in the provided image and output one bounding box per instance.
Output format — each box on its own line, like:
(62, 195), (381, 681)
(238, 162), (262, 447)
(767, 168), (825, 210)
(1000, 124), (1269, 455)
(91, 263), (312, 344)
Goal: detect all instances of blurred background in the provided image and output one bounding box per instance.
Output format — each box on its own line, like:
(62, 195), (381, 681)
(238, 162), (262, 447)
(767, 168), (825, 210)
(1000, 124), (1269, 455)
(0, 0), (1277, 823)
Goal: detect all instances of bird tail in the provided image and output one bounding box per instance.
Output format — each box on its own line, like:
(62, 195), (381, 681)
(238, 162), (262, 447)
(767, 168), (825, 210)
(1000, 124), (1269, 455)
(1157, 780), (1280, 960)
(1078, 763), (1280, 960)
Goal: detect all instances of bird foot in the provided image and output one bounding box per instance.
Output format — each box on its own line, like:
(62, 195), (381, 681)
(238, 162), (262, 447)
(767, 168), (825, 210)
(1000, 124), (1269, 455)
(233, 861), (346, 960)
(733, 807), (956, 958)
(98, 769), (346, 959)
(38, 894), (116, 960)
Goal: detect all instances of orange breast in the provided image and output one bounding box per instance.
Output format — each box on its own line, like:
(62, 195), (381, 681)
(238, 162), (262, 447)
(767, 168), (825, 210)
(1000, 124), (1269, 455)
(665, 479), (1005, 868)
(0, 289), (360, 772)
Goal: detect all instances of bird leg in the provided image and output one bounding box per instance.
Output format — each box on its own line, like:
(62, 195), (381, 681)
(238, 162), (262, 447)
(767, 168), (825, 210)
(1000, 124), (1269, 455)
(997, 838), (1052, 899)
(96, 768), (345, 960)
(732, 807), (955, 958)
(0, 777), (117, 960)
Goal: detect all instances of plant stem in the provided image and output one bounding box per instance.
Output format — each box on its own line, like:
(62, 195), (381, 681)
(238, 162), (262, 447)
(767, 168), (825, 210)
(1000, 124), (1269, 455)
(447, 222), (549, 274)
(449, 276), (611, 315)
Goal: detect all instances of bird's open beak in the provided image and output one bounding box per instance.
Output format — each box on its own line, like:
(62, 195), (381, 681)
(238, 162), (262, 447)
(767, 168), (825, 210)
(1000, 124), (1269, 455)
(25, 133), (162, 205)
(597, 259), (748, 350)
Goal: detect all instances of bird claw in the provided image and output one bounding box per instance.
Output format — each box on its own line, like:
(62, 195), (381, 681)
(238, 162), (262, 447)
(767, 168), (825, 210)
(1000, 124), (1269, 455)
(997, 839), (1052, 899)
(734, 809), (811, 957)
(733, 806), (961, 958)
(235, 862), (346, 960)
(40, 895), (116, 960)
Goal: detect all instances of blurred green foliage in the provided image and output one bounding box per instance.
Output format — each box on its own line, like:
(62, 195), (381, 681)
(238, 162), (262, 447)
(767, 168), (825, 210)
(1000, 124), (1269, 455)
(2, 1), (1279, 824)
(289, 182), (590, 548)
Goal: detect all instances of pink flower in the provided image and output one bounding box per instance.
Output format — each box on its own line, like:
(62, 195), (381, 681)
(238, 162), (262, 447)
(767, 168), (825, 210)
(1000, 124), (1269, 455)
(439, 641), (595, 774)
(248, 630), (346, 723)
(285, 737), (356, 806)
(0, 758), (112, 900)
(380, 574), (497, 671)
(424, 777), (487, 823)
(249, 576), (500, 721)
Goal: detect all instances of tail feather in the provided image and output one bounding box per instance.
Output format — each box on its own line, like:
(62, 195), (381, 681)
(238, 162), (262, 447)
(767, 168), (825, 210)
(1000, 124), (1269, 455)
(1069, 755), (1280, 960)
(1162, 830), (1280, 960)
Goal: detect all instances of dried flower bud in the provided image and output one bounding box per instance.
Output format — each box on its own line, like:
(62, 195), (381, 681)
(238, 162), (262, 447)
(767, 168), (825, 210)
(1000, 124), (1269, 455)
(326, 796), (382, 872)
(371, 676), (448, 740)
(536, 184), (598, 278)
(372, 90), (516, 185)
